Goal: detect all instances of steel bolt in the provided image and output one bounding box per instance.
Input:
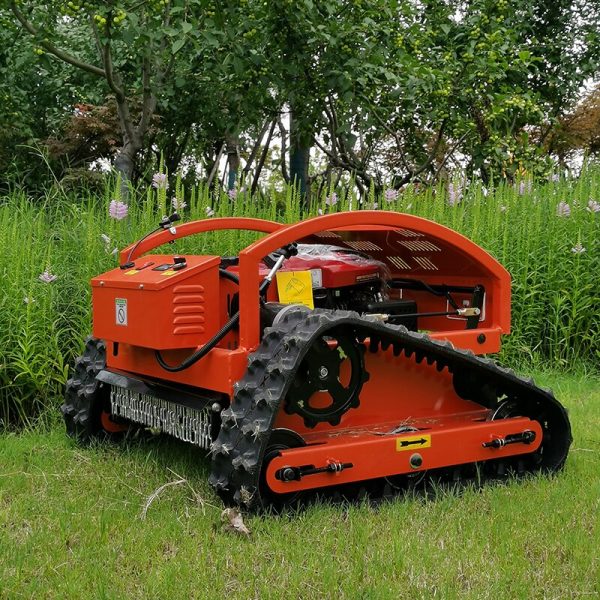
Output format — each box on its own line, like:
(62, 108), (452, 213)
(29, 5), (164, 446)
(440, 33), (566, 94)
(319, 366), (329, 379)
(409, 453), (423, 469)
(281, 467), (296, 482)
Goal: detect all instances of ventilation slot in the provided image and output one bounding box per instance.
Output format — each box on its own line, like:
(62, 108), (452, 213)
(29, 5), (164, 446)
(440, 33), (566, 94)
(315, 231), (341, 238)
(398, 240), (441, 252)
(344, 241), (382, 251)
(387, 256), (412, 270)
(395, 228), (424, 238)
(413, 256), (438, 270)
(172, 292), (205, 335)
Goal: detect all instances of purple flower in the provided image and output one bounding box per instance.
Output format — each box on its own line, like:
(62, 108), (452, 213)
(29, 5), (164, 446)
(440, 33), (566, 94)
(228, 189), (238, 200)
(518, 180), (532, 195)
(152, 173), (168, 190)
(109, 200), (128, 220)
(447, 182), (462, 206)
(372, 202), (379, 210)
(384, 189), (398, 203)
(550, 173), (560, 182)
(39, 270), (58, 283)
(205, 206), (215, 217)
(325, 193), (338, 207)
(171, 197), (187, 211)
(571, 242), (586, 254)
(587, 199), (600, 213)
(557, 201), (571, 217)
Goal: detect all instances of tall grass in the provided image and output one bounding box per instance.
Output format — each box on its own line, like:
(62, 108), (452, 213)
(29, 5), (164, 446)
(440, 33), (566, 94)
(0, 171), (598, 426)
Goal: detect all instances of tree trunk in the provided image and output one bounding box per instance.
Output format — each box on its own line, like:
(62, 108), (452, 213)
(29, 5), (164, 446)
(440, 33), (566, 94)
(226, 136), (240, 191)
(114, 141), (139, 199)
(251, 120), (277, 196)
(289, 104), (311, 202)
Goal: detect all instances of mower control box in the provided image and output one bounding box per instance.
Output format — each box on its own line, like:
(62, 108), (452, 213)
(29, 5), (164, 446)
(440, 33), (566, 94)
(91, 254), (220, 350)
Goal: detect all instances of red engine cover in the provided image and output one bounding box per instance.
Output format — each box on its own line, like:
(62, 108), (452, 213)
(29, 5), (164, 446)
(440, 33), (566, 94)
(283, 251), (381, 288)
(229, 245), (383, 289)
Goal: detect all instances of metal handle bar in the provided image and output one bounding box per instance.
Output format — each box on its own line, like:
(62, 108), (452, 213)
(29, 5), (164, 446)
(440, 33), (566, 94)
(118, 217), (282, 264)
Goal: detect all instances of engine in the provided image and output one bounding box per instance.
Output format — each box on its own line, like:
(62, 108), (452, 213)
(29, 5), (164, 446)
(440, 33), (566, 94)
(263, 244), (419, 330)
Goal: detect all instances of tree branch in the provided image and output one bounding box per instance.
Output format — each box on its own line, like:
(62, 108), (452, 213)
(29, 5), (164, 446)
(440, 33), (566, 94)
(359, 95), (410, 175)
(101, 22), (126, 101)
(138, 52), (156, 135)
(242, 119), (271, 178)
(433, 131), (469, 180)
(252, 119), (277, 195)
(207, 141), (226, 188)
(277, 118), (289, 183)
(10, 2), (106, 78)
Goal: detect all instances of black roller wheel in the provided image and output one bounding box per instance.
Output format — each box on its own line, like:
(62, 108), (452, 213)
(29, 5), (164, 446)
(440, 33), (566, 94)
(61, 337), (130, 443)
(485, 398), (561, 477)
(259, 428), (306, 510)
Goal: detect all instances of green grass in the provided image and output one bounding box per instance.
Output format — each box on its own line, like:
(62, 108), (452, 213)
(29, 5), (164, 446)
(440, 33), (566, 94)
(1, 372), (598, 599)
(0, 171), (599, 425)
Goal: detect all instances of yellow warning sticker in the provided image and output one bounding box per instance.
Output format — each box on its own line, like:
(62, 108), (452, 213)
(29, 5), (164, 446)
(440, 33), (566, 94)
(124, 269), (139, 276)
(161, 270), (178, 277)
(396, 434), (431, 452)
(276, 270), (314, 309)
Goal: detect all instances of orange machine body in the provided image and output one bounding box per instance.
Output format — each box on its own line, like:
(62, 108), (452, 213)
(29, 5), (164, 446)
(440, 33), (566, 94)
(94, 212), (509, 398)
(84, 212), (571, 498)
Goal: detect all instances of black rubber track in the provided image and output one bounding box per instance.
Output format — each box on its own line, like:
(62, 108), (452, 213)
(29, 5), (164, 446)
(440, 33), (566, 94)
(61, 336), (132, 443)
(61, 337), (110, 442)
(209, 309), (572, 511)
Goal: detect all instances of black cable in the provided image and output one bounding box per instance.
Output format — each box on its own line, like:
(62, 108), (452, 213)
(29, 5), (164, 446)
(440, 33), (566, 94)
(120, 227), (161, 269)
(155, 268), (240, 372)
(391, 278), (460, 310)
(156, 312), (240, 372)
(120, 213), (180, 269)
(218, 268), (239, 285)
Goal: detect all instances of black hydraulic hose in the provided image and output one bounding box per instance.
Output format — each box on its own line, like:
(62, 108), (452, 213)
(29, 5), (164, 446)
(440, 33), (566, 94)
(156, 312), (240, 372)
(155, 268), (239, 372)
(218, 268), (239, 285)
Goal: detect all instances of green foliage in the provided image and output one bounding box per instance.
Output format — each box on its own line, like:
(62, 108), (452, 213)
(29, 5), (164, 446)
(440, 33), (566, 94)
(0, 12), (104, 187)
(3, 0), (598, 191)
(0, 170), (598, 426)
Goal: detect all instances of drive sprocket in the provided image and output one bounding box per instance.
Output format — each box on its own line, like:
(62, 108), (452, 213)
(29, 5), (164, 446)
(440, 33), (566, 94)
(284, 327), (368, 427)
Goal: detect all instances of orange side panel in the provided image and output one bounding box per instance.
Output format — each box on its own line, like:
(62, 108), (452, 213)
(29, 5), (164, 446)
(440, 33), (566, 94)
(274, 346), (485, 436)
(265, 417), (543, 493)
(106, 344), (248, 396)
(92, 255), (220, 350)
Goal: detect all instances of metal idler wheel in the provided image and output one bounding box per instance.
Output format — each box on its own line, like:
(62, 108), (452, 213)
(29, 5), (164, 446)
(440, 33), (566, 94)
(259, 428), (306, 508)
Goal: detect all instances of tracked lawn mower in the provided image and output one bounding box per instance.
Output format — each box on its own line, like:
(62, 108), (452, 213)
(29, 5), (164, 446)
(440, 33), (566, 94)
(62, 211), (572, 510)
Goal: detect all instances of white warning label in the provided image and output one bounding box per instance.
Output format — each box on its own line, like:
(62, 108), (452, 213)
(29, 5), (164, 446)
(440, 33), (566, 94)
(310, 269), (323, 288)
(115, 298), (128, 326)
